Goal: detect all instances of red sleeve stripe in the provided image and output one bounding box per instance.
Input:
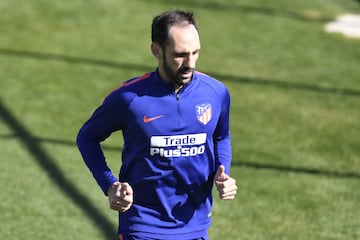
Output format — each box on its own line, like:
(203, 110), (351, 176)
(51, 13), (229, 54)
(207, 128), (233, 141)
(121, 72), (151, 88)
(105, 72), (151, 99)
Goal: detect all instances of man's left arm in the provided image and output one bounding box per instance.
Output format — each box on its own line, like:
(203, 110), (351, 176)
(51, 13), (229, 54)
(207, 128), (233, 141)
(213, 87), (237, 200)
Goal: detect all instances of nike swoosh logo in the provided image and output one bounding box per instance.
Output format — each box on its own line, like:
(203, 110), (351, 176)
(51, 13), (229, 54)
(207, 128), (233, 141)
(143, 115), (164, 123)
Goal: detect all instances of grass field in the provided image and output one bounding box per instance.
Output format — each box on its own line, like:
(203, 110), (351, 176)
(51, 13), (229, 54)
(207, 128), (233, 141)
(1, 0), (360, 239)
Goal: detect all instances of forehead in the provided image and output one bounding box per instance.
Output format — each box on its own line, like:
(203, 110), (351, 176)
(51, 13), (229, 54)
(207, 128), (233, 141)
(167, 24), (200, 52)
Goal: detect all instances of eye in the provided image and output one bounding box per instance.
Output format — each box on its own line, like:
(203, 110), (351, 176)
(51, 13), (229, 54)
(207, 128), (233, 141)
(192, 50), (200, 55)
(173, 52), (187, 58)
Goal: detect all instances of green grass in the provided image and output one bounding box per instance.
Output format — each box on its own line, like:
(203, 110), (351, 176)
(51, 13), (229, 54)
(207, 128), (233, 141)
(1, 0), (359, 239)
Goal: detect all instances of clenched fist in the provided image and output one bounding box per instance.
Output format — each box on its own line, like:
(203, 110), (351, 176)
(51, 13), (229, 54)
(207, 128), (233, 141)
(107, 182), (133, 212)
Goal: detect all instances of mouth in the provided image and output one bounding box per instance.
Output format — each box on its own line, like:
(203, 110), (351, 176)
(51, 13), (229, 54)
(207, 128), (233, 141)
(182, 71), (192, 77)
(179, 68), (194, 79)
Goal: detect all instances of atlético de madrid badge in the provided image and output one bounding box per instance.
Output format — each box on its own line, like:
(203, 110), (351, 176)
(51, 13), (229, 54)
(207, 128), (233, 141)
(196, 103), (212, 125)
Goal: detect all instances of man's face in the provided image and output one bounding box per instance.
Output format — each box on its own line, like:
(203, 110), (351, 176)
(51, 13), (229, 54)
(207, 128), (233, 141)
(158, 24), (201, 87)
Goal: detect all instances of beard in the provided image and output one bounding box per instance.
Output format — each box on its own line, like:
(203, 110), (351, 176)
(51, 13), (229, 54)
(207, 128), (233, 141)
(162, 53), (195, 86)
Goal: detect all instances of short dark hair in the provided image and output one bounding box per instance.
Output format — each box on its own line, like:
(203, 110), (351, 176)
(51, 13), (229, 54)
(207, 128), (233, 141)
(151, 9), (198, 48)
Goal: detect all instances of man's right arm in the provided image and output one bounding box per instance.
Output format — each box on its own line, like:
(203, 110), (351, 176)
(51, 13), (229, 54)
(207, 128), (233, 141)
(77, 127), (118, 194)
(76, 93), (124, 194)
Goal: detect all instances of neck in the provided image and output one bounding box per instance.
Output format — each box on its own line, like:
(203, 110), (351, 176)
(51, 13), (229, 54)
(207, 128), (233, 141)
(175, 84), (184, 93)
(157, 68), (184, 91)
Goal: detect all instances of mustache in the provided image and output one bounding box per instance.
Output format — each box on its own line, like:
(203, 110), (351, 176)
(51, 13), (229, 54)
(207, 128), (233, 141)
(177, 66), (195, 75)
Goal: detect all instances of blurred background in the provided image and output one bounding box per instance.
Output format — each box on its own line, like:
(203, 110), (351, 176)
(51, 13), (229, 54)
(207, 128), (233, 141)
(0, 0), (359, 239)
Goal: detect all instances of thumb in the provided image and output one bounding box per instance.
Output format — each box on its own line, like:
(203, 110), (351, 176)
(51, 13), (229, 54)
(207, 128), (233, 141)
(215, 165), (227, 180)
(121, 182), (133, 195)
(119, 182), (133, 199)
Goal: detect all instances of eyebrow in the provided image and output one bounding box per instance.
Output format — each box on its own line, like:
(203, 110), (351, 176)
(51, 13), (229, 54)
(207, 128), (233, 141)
(172, 49), (201, 56)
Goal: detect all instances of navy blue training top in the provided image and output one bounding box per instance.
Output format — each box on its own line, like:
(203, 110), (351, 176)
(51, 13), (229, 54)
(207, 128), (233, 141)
(77, 70), (232, 239)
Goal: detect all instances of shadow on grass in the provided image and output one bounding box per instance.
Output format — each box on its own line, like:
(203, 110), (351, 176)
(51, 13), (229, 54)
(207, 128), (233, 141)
(0, 100), (117, 239)
(1, 134), (122, 152)
(146, 0), (332, 23)
(1, 48), (359, 97)
(233, 161), (360, 179)
(1, 133), (358, 179)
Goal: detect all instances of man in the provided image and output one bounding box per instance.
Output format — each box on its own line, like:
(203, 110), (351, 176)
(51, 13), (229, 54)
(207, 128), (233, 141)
(77, 9), (237, 240)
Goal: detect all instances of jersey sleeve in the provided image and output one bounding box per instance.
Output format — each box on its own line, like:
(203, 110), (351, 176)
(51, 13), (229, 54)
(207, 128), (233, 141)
(213, 87), (232, 175)
(76, 91), (126, 194)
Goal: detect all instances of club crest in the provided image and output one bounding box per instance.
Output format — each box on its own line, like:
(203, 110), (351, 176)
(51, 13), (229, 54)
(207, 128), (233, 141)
(196, 103), (212, 125)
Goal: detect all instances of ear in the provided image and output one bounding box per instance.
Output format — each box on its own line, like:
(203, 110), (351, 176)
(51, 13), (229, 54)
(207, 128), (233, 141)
(151, 43), (161, 59)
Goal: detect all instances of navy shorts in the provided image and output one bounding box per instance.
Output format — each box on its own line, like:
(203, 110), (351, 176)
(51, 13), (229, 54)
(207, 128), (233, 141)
(119, 234), (208, 240)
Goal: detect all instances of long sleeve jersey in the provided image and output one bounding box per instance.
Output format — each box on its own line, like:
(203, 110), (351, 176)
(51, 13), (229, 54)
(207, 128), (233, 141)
(77, 70), (232, 239)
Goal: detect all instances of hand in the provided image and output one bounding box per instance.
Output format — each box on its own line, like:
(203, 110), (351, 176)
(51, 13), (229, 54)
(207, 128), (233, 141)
(214, 165), (237, 200)
(107, 182), (133, 212)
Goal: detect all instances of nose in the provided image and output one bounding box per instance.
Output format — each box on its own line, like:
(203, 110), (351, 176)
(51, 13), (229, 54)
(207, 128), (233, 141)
(184, 54), (197, 69)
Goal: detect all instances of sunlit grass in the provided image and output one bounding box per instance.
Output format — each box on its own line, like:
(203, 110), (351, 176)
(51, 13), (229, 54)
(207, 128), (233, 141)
(1, 0), (359, 239)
